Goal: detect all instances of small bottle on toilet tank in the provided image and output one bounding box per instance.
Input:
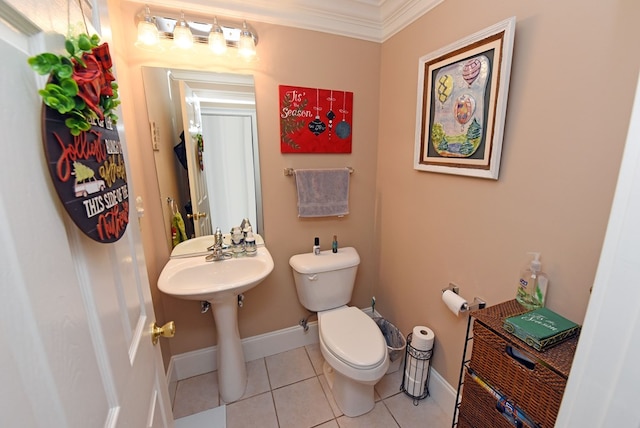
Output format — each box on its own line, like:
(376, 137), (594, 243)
(313, 237), (320, 255)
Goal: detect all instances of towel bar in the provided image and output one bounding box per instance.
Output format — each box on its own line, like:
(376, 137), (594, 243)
(284, 167), (354, 176)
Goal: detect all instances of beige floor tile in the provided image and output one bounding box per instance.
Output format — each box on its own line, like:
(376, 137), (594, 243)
(272, 377), (334, 428)
(318, 374), (343, 418)
(335, 401), (399, 428)
(374, 368), (404, 400)
(316, 420), (340, 428)
(305, 343), (325, 375)
(221, 358), (270, 404)
(383, 393), (451, 428)
(266, 347), (316, 389)
(172, 371), (219, 419)
(172, 345), (452, 426)
(226, 392), (278, 428)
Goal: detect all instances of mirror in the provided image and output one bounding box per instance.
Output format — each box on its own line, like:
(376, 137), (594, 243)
(141, 67), (263, 252)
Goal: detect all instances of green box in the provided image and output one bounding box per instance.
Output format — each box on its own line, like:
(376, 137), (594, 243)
(503, 307), (580, 351)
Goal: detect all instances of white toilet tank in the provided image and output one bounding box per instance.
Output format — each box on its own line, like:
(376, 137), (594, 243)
(289, 247), (360, 312)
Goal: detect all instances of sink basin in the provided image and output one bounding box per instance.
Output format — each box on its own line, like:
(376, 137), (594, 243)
(159, 246), (274, 300)
(158, 244), (274, 403)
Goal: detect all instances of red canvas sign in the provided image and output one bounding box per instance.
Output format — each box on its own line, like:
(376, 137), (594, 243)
(279, 85), (353, 153)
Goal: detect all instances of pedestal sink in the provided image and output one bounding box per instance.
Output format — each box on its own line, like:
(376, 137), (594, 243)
(158, 245), (274, 402)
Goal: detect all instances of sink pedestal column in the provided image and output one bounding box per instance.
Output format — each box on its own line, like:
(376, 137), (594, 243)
(210, 294), (247, 403)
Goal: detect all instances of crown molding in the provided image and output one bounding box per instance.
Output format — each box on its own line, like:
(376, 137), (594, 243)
(129, 0), (444, 43)
(380, 0), (444, 41)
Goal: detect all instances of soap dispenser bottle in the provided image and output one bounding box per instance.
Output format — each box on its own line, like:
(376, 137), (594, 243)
(516, 252), (549, 310)
(244, 226), (257, 256)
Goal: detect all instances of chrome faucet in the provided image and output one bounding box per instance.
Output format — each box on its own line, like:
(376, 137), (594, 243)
(206, 227), (232, 262)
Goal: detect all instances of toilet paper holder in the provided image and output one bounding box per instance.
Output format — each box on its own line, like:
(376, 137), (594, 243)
(442, 283), (486, 312)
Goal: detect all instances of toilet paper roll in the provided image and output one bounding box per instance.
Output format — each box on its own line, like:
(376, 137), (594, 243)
(411, 326), (435, 351)
(403, 373), (426, 397)
(442, 289), (468, 316)
(403, 360), (431, 397)
(405, 354), (430, 374)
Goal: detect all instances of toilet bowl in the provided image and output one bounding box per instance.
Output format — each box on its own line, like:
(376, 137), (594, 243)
(318, 306), (389, 416)
(289, 247), (389, 417)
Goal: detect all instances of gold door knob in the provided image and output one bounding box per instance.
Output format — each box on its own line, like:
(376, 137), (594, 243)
(152, 321), (175, 345)
(187, 212), (207, 220)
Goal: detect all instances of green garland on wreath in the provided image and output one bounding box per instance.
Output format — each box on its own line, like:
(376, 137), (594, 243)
(28, 33), (120, 135)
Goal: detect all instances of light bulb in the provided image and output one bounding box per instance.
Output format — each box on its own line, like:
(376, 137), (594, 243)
(173, 12), (193, 49)
(208, 17), (227, 55)
(238, 21), (256, 58)
(136, 5), (159, 46)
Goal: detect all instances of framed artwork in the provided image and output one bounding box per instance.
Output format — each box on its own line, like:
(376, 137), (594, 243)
(279, 85), (353, 153)
(414, 17), (516, 179)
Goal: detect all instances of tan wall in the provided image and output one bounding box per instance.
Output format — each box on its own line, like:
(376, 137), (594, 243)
(109, 1), (381, 360)
(109, 0), (640, 385)
(376, 0), (640, 386)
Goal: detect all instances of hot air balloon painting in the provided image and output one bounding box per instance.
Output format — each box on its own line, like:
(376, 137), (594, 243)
(437, 74), (453, 105)
(427, 55), (488, 159)
(462, 58), (482, 86)
(414, 16), (515, 179)
(454, 94), (476, 125)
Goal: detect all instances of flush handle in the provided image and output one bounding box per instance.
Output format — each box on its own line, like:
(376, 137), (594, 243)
(307, 274), (318, 281)
(152, 321), (175, 345)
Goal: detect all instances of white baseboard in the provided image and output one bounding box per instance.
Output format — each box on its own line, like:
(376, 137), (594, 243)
(166, 308), (456, 414)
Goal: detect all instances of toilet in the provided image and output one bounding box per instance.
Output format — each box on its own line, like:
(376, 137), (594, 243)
(289, 247), (389, 417)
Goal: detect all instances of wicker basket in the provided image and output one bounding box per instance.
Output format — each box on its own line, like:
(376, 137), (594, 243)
(456, 416), (473, 428)
(456, 416), (474, 428)
(458, 372), (516, 428)
(470, 322), (564, 427)
(472, 300), (578, 376)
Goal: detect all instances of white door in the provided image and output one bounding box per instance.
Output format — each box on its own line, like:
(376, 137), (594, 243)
(555, 71), (640, 426)
(179, 81), (212, 236)
(0, 13), (173, 428)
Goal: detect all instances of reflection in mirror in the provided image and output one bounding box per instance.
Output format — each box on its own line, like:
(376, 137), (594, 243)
(141, 67), (263, 253)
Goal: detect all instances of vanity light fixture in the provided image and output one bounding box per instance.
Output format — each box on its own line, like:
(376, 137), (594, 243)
(135, 5), (258, 59)
(208, 17), (227, 55)
(238, 21), (256, 59)
(135, 5), (159, 47)
(172, 12), (193, 49)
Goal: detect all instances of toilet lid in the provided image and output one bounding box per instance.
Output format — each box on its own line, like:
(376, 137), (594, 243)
(320, 307), (386, 370)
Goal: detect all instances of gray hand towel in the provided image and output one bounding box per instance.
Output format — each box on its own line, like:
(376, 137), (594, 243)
(295, 168), (350, 217)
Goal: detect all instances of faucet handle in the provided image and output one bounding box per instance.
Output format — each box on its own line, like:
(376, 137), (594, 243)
(214, 227), (223, 247)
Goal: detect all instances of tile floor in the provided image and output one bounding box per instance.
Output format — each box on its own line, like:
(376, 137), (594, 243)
(172, 344), (451, 428)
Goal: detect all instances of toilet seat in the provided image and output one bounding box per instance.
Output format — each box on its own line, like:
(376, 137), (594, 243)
(319, 307), (387, 370)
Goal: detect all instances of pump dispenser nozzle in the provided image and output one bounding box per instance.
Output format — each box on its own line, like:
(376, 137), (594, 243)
(528, 252), (542, 273)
